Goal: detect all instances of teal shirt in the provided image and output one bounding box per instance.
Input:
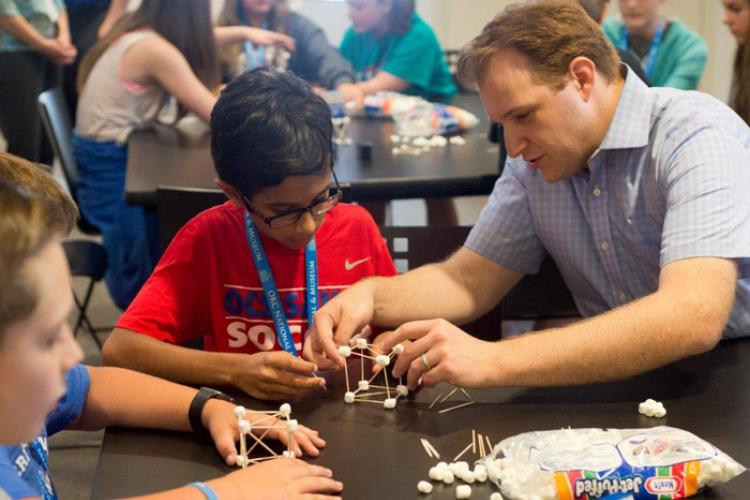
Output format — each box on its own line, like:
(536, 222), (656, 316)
(340, 13), (456, 103)
(0, 0), (64, 51)
(602, 18), (707, 90)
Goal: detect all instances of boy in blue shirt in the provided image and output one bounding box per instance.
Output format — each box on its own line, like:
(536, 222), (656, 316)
(0, 152), (343, 499)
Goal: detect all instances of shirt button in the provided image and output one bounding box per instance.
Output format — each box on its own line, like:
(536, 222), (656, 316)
(600, 241), (610, 252)
(592, 186), (601, 196)
(619, 291), (628, 302)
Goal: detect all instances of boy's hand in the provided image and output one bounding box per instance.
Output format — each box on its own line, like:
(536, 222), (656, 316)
(244, 27), (296, 51)
(211, 458), (343, 499)
(202, 400), (326, 466)
(231, 351), (325, 400)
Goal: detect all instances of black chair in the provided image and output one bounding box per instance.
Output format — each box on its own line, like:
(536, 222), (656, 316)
(37, 87), (109, 346)
(156, 186), (227, 250)
(378, 226), (578, 340)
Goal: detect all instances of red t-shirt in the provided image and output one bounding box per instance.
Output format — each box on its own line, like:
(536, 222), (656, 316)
(117, 202), (396, 353)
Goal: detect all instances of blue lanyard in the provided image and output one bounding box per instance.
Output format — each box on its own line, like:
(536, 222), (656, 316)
(29, 440), (56, 500)
(244, 212), (317, 356)
(243, 20), (269, 70)
(618, 23), (665, 79)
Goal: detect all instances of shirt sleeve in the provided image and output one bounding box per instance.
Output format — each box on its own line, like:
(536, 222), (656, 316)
(465, 159), (547, 274)
(0, 1), (21, 16)
(657, 113), (750, 269)
(382, 27), (441, 90)
(288, 14), (354, 88)
(660, 33), (707, 90)
(46, 364), (90, 436)
(115, 215), (212, 345)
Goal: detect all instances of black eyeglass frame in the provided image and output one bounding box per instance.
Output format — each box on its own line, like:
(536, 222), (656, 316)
(242, 170), (343, 229)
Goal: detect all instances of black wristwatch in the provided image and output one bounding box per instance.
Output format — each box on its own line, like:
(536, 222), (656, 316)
(188, 387), (234, 436)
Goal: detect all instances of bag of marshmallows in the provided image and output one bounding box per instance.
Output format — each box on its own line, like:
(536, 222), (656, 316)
(484, 426), (745, 500)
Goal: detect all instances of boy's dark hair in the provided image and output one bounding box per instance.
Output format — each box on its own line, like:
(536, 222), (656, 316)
(210, 69), (334, 199)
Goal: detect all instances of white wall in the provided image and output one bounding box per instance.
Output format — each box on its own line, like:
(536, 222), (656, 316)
(296, 0), (737, 101)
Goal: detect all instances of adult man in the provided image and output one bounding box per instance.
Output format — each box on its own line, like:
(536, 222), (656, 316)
(602, 0), (707, 89)
(304, 0), (750, 391)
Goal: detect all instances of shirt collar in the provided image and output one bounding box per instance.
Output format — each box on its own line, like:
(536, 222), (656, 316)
(596, 65), (654, 151)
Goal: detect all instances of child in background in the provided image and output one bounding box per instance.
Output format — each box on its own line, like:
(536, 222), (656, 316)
(339, 0), (456, 104)
(218, 0), (357, 96)
(102, 69), (397, 401)
(721, 0), (750, 125)
(0, 151), (342, 500)
(73, 0), (294, 310)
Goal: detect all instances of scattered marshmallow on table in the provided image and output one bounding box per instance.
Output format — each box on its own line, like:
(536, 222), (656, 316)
(638, 398), (667, 418)
(455, 484), (472, 499)
(489, 493), (503, 500)
(417, 480), (433, 494)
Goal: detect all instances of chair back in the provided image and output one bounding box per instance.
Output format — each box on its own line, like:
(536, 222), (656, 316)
(156, 186), (227, 250)
(378, 226), (578, 340)
(37, 88), (79, 199)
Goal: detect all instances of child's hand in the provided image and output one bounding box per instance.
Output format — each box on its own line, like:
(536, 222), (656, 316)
(202, 400), (326, 466)
(231, 351), (325, 400)
(210, 458), (343, 499)
(244, 27), (296, 51)
(38, 38), (76, 65)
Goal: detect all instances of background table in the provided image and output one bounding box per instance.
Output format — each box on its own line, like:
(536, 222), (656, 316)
(91, 339), (749, 499)
(125, 95), (500, 206)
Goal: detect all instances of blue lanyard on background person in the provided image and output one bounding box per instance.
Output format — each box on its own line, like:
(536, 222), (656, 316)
(243, 19), (269, 70)
(618, 22), (665, 79)
(244, 211), (318, 356)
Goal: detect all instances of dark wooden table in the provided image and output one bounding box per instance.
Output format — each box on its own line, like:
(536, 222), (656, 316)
(125, 94), (500, 206)
(91, 339), (749, 499)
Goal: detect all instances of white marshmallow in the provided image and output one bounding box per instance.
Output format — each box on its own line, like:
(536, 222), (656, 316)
(442, 470), (455, 484)
(282, 450), (295, 458)
(279, 403), (292, 417)
(233, 406), (246, 418)
(375, 354), (390, 366)
(455, 484), (472, 499)
(286, 419), (298, 432)
(449, 136), (466, 146)
(344, 391), (355, 403)
(392, 343), (405, 355)
(235, 455), (248, 467)
(390, 134), (401, 143)
(338, 345), (352, 357)
(417, 480), (433, 494)
(358, 380), (370, 391)
(474, 464), (488, 482)
(355, 338), (369, 349)
(428, 466), (444, 481)
(238, 419), (252, 434)
(490, 493), (503, 500)
(383, 398), (397, 409)
(396, 384), (409, 397)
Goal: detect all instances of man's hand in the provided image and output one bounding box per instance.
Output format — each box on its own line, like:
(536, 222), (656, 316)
(244, 27), (296, 51)
(303, 280), (377, 369)
(231, 351), (325, 400)
(212, 458), (343, 499)
(381, 319), (501, 390)
(202, 399), (326, 466)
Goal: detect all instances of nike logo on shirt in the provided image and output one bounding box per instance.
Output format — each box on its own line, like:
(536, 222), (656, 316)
(345, 257), (371, 271)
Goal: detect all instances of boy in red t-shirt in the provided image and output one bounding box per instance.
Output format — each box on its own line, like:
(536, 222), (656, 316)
(103, 69), (396, 400)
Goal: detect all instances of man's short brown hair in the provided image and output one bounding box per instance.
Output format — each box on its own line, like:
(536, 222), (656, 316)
(458, 0), (620, 91)
(0, 152), (77, 235)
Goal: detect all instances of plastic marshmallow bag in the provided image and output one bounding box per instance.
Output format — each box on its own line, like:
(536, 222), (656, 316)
(483, 426), (745, 500)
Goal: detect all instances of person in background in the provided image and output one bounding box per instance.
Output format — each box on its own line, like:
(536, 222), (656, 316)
(602, 0), (707, 90)
(0, 0), (76, 163)
(61, 0), (128, 121)
(577, 0), (650, 84)
(73, 0), (293, 310)
(0, 151), (343, 500)
(722, 0), (750, 124)
(340, 0), (458, 225)
(218, 0), (356, 96)
(101, 69), (397, 401)
(340, 0), (456, 104)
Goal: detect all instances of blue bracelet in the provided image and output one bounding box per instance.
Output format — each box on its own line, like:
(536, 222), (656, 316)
(188, 481), (218, 500)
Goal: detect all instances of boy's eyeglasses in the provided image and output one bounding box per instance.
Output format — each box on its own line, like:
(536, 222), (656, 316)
(242, 171), (343, 229)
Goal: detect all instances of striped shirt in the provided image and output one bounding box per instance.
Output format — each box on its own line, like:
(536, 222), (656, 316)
(467, 69), (750, 338)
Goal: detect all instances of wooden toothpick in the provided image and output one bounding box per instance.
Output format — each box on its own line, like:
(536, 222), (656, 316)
(438, 401), (476, 414)
(453, 442), (473, 461)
